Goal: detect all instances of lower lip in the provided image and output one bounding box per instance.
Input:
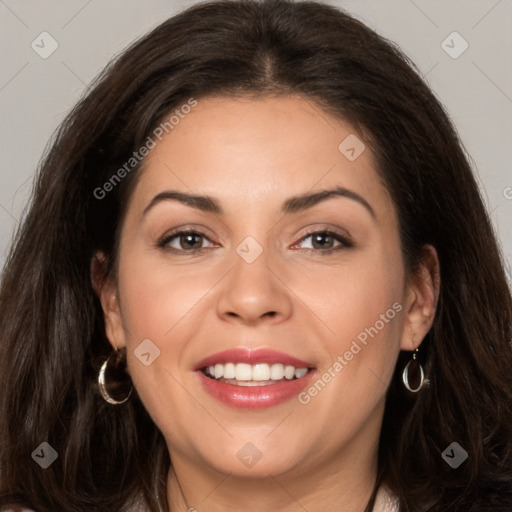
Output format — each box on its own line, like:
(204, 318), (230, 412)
(197, 370), (316, 409)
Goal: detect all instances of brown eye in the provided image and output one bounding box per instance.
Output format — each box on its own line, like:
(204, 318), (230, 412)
(178, 233), (204, 250)
(310, 232), (336, 249)
(159, 231), (213, 252)
(294, 230), (353, 254)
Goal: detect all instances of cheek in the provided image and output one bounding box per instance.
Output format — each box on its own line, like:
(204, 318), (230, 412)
(114, 245), (227, 435)
(290, 241), (403, 346)
(117, 247), (214, 343)
(290, 242), (404, 402)
(119, 254), (214, 442)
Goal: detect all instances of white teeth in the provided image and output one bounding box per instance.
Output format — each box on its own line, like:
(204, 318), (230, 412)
(235, 363), (252, 381)
(284, 365), (295, 380)
(252, 364), (271, 381)
(270, 363), (285, 380)
(295, 368), (308, 379)
(204, 362), (309, 382)
(223, 362), (236, 379)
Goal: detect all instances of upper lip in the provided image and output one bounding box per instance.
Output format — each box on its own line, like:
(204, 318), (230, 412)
(194, 348), (315, 371)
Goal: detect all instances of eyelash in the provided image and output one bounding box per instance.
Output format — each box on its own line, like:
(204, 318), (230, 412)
(158, 228), (354, 256)
(294, 228), (354, 255)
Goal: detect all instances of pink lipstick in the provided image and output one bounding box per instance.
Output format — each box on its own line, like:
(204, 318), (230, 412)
(194, 348), (316, 409)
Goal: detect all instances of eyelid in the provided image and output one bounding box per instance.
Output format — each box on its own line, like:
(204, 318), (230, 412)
(157, 225), (219, 250)
(290, 227), (354, 252)
(158, 224), (216, 240)
(293, 225), (352, 244)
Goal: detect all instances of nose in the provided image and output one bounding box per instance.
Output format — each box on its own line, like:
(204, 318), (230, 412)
(216, 245), (293, 326)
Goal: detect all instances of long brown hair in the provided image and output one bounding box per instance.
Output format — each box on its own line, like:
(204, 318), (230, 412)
(1, 1), (511, 510)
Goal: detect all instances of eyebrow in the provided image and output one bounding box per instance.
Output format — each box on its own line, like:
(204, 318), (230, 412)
(142, 186), (375, 219)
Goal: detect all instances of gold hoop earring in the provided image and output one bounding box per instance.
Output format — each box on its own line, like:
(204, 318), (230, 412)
(98, 348), (133, 405)
(402, 332), (429, 393)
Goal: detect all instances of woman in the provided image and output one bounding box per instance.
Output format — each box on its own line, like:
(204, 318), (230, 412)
(1, 0), (511, 511)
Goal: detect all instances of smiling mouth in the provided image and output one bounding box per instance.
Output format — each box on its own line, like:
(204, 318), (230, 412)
(201, 362), (313, 386)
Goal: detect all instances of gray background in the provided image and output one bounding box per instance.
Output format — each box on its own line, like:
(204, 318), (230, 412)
(1, 0), (511, 282)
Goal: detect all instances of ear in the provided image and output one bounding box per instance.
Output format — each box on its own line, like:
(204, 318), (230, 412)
(400, 244), (440, 351)
(91, 252), (127, 350)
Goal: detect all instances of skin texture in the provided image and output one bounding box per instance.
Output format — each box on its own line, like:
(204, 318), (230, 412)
(97, 96), (439, 511)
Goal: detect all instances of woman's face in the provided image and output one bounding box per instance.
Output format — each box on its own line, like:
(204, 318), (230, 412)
(101, 95), (433, 484)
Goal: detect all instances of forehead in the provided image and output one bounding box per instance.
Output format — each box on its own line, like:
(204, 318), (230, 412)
(129, 95), (394, 221)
